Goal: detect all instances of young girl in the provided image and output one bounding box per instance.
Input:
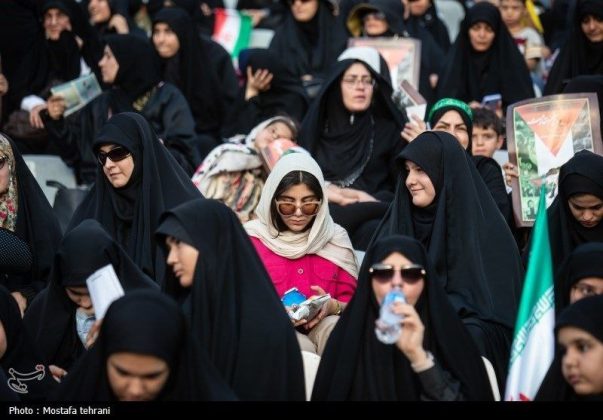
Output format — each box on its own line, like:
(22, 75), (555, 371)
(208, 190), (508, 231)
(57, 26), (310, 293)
(244, 153), (358, 355)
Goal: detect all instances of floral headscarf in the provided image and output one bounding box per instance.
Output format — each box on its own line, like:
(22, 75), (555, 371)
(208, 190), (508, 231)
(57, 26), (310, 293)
(0, 134), (18, 231)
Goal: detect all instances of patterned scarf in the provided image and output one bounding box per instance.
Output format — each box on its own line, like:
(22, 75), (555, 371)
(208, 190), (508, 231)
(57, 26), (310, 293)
(0, 135), (18, 231)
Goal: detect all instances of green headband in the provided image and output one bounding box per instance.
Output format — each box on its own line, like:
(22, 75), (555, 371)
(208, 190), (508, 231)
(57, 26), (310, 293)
(427, 98), (473, 123)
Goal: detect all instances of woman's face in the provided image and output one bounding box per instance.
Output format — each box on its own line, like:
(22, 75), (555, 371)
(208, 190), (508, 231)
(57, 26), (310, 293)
(371, 252), (425, 306)
(362, 11), (389, 36)
(254, 121), (294, 150)
(107, 352), (170, 401)
(408, 0), (431, 16)
(581, 14), (603, 43)
(0, 155), (10, 196)
(404, 160), (436, 208)
(559, 326), (603, 396)
(152, 23), (180, 58)
(165, 236), (199, 288)
(44, 8), (72, 40)
(98, 144), (134, 189)
(99, 46), (119, 84)
(290, 0), (319, 22)
(88, 0), (111, 24)
(340, 63), (374, 114)
(570, 277), (603, 305)
(65, 286), (95, 316)
(275, 183), (321, 233)
(568, 194), (603, 228)
(432, 110), (470, 149)
(469, 21), (496, 52)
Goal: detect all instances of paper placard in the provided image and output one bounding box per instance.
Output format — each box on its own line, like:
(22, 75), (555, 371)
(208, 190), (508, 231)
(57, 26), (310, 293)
(85, 264), (125, 319)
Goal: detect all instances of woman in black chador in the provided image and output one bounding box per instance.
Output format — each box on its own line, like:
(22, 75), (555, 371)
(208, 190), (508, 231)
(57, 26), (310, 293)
(544, 0), (603, 95)
(42, 34), (198, 182)
(545, 150), (603, 270)
(299, 57), (407, 250)
(51, 290), (236, 401)
(67, 113), (200, 282)
(372, 131), (522, 389)
(156, 198), (306, 401)
(436, 1), (534, 109)
(312, 235), (494, 401)
(23, 219), (158, 374)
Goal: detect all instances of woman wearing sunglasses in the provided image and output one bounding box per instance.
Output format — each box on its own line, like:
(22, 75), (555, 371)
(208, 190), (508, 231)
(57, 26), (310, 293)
(373, 130), (523, 391)
(245, 153), (358, 356)
(312, 235), (494, 401)
(67, 112), (199, 282)
(156, 198), (306, 401)
(0, 133), (62, 316)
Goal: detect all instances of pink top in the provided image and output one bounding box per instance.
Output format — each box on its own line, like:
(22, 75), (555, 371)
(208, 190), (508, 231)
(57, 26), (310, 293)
(250, 237), (357, 302)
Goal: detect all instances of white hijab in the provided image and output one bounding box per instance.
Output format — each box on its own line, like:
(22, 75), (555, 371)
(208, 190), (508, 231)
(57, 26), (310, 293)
(245, 153), (358, 278)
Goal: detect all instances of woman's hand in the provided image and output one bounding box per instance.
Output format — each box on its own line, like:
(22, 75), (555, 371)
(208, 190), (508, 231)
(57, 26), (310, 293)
(29, 104), (47, 129)
(502, 162), (519, 188)
(245, 66), (273, 100)
(85, 319), (102, 349)
(108, 14), (129, 34)
(326, 184), (357, 206)
(341, 187), (377, 203)
(401, 115), (427, 142)
(394, 302), (427, 364)
(303, 285), (327, 330)
(49, 365), (68, 383)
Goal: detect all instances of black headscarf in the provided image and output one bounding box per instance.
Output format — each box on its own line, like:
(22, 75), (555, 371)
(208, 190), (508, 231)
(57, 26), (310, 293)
(269, 0), (347, 79)
(312, 235), (493, 400)
(41, 0), (81, 82)
(556, 293), (603, 343)
(105, 35), (162, 112)
(0, 285), (56, 401)
(152, 8), (225, 134)
(556, 242), (603, 310)
(563, 75), (603, 141)
(51, 290), (237, 401)
(23, 219), (158, 372)
(299, 58), (406, 194)
(547, 150), (603, 270)
(372, 131), (522, 384)
(67, 113), (200, 280)
(156, 198), (306, 401)
(437, 2), (534, 108)
(0, 134), (62, 303)
(544, 0), (603, 95)
(405, 0), (451, 53)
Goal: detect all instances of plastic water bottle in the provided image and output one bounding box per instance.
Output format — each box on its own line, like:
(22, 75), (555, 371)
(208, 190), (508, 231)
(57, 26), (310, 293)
(375, 287), (406, 344)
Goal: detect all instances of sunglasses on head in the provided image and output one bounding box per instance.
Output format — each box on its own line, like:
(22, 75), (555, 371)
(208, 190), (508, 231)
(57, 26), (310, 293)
(0, 156), (7, 170)
(275, 200), (321, 217)
(96, 146), (131, 166)
(369, 263), (426, 284)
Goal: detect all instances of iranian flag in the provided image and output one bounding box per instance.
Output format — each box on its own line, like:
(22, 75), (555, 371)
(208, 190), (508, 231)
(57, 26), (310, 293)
(212, 8), (252, 59)
(505, 185), (555, 401)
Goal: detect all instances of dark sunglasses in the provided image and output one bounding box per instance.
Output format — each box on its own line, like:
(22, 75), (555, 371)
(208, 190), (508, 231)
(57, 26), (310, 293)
(362, 11), (387, 22)
(0, 156), (7, 170)
(96, 146), (131, 166)
(275, 200), (321, 217)
(369, 263), (426, 284)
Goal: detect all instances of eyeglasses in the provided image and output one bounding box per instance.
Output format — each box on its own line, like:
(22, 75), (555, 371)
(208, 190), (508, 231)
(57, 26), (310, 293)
(275, 200), (322, 217)
(362, 11), (386, 22)
(341, 77), (375, 88)
(0, 156), (7, 170)
(287, 0), (312, 5)
(96, 146), (131, 166)
(369, 263), (426, 284)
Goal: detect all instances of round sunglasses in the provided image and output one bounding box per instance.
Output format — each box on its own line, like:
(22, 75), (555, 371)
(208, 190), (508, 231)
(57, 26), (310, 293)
(96, 146), (131, 166)
(275, 200), (321, 217)
(369, 263), (426, 284)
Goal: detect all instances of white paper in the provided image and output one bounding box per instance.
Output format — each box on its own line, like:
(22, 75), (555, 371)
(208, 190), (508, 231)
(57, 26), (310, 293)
(406, 104), (427, 122)
(86, 264), (125, 319)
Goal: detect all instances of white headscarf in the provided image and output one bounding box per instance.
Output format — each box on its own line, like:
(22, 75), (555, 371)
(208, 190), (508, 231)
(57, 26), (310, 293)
(245, 153), (358, 278)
